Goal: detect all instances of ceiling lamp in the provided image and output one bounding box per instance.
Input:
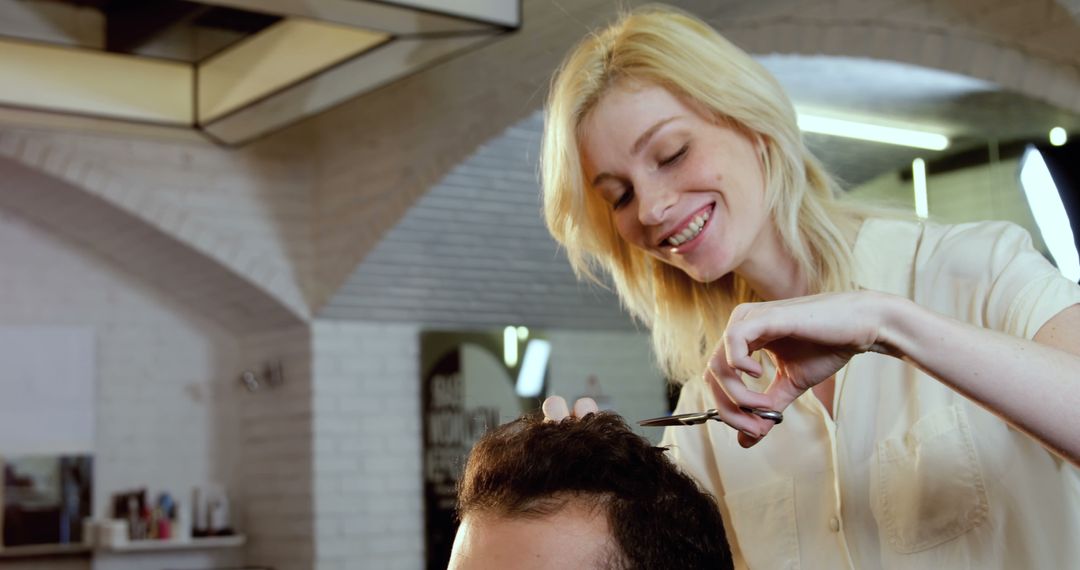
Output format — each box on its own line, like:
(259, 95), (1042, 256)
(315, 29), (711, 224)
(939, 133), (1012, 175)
(0, 0), (519, 145)
(797, 109), (950, 151)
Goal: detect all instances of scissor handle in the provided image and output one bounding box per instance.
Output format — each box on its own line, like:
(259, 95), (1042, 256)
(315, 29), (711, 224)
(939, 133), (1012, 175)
(739, 406), (783, 424)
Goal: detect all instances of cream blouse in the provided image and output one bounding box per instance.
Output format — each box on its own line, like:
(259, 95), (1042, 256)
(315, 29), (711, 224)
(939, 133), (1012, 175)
(662, 218), (1080, 569)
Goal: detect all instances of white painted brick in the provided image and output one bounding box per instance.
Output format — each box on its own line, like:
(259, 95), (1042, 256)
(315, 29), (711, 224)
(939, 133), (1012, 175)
(992, 46), (1027, 89)
(967, 42), (1006, 83)
(1043, 65), (1080, 110)
(917, 30), (947, 70)
(17, 135), (49, 166)
(0, 131), (22, 155)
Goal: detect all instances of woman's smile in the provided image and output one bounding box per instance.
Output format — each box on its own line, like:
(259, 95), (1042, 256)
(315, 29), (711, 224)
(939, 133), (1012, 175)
(662, 203), (714, 253)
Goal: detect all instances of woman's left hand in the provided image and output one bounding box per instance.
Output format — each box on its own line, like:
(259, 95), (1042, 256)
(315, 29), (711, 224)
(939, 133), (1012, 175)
(708, 290), (897, 445)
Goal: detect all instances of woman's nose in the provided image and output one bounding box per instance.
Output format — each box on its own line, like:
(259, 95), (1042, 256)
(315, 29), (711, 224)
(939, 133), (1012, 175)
(637, 184), (676, 226)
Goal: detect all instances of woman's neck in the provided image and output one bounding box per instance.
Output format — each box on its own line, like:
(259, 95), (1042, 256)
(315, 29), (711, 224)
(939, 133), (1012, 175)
(737, 226), (808, 301)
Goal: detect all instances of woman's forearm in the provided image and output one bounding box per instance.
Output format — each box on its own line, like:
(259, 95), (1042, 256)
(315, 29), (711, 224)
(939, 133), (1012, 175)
(878, 296), (1080, 465)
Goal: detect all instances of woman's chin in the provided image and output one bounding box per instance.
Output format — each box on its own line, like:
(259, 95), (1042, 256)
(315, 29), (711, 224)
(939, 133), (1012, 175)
(677, 252), (733, 283)
(681, 264), (728, 284)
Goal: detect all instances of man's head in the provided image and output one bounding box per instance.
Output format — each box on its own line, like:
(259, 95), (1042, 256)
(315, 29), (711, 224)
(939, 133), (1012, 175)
(449, 412), (733, 570)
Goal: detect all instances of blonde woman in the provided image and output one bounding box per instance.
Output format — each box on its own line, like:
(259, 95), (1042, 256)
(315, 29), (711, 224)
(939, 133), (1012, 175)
(540, 5), (1080, 569)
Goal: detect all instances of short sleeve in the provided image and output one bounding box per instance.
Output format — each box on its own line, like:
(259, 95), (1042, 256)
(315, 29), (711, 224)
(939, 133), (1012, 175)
(921, 221), (1080, 340)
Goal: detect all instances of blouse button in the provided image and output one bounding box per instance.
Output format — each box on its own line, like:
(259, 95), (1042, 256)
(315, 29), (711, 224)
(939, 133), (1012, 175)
(829, 516), (841, 532)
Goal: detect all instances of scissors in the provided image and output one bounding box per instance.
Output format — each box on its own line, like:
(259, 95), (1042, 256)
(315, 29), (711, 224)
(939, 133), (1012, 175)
(639, 407), (783, 427)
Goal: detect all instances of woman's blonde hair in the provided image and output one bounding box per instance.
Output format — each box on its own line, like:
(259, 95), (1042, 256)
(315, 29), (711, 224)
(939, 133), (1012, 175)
(541, 5), (867, 384)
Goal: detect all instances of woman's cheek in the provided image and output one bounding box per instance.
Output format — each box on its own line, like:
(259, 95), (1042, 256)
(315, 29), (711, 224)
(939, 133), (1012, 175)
(614, 216), (644, 250)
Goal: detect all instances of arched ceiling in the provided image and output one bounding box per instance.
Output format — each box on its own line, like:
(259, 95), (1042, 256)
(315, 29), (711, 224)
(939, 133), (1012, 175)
(3, 0), (1079, 332)
(0, 156), (303, 333)
(306, 0), (1080, 321)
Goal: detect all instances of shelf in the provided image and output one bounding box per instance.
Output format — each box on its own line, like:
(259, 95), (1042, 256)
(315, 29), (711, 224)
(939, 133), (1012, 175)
(0, 543), (92, 559)
(97, 535), (246, 553)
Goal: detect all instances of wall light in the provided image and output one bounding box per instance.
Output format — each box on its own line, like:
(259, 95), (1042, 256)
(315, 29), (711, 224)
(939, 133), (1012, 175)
(515, 339), (551, 398)
(797, 112), (949, 150)
(503, 326), (518, 368)
(1019, 147), (1080, 282)
(1049, 127), (1068, 147)
(912, 158), (929, 219)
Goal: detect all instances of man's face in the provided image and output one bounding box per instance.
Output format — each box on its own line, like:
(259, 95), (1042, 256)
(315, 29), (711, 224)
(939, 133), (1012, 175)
(448, 501), (617, 569)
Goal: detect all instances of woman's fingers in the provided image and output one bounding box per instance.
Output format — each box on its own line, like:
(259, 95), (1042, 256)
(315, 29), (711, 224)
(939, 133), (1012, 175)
(705, 345), (777, 446)
(573, 397), (599, 417)
(723, 326), (765, 378)
(724, 308), (793, 376)
(542, 395), (570, 421)
(708, 345), (774, 410)
(763, 373), (810, 412)
(542, 395), (599, 422)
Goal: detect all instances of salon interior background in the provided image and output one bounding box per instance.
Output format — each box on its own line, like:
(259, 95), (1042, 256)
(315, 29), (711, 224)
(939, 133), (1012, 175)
(0, 0), (1078, 569)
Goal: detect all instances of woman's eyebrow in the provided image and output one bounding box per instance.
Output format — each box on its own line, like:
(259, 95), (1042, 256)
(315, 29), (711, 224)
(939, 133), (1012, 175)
(591, 116), (681, 187)
(631, 116), (679, 156)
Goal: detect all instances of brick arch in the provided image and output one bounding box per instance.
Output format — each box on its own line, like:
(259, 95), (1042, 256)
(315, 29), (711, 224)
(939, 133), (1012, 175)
(714, 14), (1080, 114)
(0, 154), (302, 333)
(0, 127), (314, 325)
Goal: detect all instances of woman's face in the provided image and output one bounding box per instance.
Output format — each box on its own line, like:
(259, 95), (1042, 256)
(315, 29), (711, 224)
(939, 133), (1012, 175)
(579, 82), (772, 283)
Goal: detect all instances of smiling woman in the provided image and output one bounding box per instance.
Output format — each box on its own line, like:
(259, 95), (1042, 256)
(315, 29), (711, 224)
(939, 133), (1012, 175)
(540, 4), (1080, 570)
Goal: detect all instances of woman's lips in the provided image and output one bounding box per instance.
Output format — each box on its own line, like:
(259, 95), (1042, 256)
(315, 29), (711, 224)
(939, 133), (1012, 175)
(665, 203), (714, 254)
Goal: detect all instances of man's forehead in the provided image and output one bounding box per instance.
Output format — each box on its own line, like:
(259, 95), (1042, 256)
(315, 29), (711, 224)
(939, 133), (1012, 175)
(449, 503), (617, 570)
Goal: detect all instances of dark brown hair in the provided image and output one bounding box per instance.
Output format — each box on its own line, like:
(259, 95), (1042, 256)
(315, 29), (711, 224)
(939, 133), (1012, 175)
(457, 412), (733, 570)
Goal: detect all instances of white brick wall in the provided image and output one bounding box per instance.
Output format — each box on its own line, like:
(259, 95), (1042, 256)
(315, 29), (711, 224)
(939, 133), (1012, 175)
(0, 209), (244, 570)
(311, 321), (422, 570)
(238, 326), (315, 570)
(320, 111), (635, 330)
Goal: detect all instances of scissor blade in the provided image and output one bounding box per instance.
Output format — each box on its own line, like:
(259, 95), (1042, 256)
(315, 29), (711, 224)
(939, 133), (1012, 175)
(638, 410), (715, 427)
(638, 416), (691, 426)
(639, 407), (782, 427)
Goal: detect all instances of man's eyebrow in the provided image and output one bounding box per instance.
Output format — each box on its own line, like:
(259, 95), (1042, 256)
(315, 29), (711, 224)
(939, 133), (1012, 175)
(591, 116), (680, 188)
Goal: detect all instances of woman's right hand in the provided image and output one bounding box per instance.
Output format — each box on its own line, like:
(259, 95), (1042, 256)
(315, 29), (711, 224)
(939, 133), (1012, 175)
(542, 395), (599, 421)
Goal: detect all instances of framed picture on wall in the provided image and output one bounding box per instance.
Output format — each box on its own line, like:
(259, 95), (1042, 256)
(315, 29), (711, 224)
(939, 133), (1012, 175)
(1, 455), (92, 548)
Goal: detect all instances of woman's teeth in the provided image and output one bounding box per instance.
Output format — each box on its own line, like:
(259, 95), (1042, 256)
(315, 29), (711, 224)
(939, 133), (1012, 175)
(667, 209), (710, 247)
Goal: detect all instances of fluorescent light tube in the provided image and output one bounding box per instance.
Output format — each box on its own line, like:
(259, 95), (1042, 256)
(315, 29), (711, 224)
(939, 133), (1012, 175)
(503, 326), (518, 368)
(912, 158), (928, 219)
(515, 339), (551, 398)
(797, 113), (949, 150)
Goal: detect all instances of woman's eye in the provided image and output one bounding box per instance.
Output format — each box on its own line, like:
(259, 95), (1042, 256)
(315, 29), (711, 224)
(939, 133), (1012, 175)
(660, 144), (688, 167)
(613, 188), (634, 210)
